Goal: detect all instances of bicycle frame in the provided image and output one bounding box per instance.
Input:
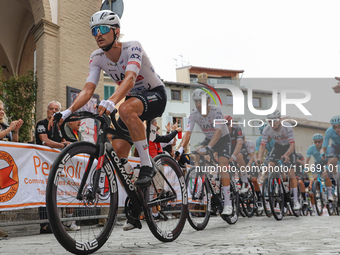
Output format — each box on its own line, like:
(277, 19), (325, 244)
(60, 110), (177, 218)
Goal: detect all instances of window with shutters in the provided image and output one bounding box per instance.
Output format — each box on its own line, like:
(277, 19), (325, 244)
(104, 85), (115, 100)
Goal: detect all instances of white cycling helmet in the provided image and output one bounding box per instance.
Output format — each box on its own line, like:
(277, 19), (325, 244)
(267, 110), (281, 119)
(192, 88), (210, 101)
(89, 10), (120, 29)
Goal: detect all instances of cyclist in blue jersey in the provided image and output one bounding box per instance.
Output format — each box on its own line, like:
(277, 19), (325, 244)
(305, 133), (331, 212)
(320, 115), (340, 202)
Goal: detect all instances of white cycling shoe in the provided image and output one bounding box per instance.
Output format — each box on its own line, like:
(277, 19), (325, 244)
(328, 193), (334, 202)
(221, 205), (233, 215)
(293, 201), (301, 211)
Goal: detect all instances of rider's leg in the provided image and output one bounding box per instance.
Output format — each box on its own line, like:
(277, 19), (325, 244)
(288, 168), (298, 202)
(299, 179), (306, 201)
(325, 157), (337, 201)
(219, 156), (232, 215)
(119, 98), (151, 166)
(237, 153), (248, 193)
(119, 98), (157, 187)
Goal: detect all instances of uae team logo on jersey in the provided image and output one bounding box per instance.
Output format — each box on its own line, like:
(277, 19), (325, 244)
(0, 151), (19, 203)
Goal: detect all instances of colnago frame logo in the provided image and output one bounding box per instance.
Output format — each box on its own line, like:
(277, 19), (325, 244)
(196, 82), (312, 127)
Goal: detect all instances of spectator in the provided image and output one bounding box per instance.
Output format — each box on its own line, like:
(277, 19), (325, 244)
(333, 77), (340, 93)
(0, 100), (23, 142)
(149, 119), (181, 158)
(35, 101), (71, 234)
(161, 122), (179, 156)
(64, 115), (83, 142)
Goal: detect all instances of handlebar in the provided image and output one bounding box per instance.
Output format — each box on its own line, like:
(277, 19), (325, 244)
(189, 148), (219, 165)
(55, 109), (132, 143)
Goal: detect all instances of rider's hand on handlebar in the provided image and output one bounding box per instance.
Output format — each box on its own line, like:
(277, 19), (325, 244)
(48, 109), (72, 131)
(281, 155), (289, 163)
(321, 153), (326, 160)
(229, 154), (237, 162)
(98, 100), (115, 116)
(198, 145), (212, 155)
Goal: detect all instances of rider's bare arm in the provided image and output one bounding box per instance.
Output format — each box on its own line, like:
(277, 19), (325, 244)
(69, 82), (96, 113)
(257, 144), (266, 164)
(232, 139), (243, 159)
(207, 128), (222, 148)
(282, 142), (295, 163)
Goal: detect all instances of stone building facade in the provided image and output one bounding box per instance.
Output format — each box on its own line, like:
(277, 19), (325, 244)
(0, 0), (104, 124)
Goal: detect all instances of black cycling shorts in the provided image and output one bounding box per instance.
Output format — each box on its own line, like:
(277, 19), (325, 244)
(267, 143), (297, 166)
(200, 134), (231, 159)
(116, 86), (166, 128)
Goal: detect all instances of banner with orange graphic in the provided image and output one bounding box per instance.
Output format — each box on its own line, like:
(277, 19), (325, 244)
(0, 141), (136, 211)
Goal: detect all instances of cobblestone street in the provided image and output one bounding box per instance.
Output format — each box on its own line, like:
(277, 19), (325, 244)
(1, 215), (340, 254)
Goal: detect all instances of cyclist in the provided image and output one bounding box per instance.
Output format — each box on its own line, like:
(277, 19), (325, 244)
(305, 133), (331, 212)
(295, 153), (308, 205)
(257, 110), (300, 210)
(48, 10), (167, 230)
(253, 124), (275, 209)
(320, 115), (340, 201)
(224, 115), (249, 194)
(175, 89), (233, 215)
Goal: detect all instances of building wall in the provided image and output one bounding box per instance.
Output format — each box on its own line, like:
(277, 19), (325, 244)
(0, 0), (104, 124)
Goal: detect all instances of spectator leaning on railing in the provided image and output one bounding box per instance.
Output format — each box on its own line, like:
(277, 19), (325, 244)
(0, 100), (23, 142)
(35, 101), (71, 234)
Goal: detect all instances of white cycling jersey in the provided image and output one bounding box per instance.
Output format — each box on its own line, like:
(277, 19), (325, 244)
(245, 140), (255, 154)
(261, 122), (295, 146)
(186, 105), (229, 140)
(86, 41), (164, 95)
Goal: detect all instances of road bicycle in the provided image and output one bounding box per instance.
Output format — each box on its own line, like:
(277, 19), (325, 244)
(263, 158), (302, 221)
(46, 110), (188, 254)
(185, 150), (239, 230)
(301, 186), (314, 216)
(313, 155), (339, 216)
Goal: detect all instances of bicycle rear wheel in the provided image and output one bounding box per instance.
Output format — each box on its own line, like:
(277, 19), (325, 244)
(262, 176), (272, 217)
(268, 177), (284, 221)
(313, 180), (323, 216)
(46, 142), (118, 255)
(144, 154), (188, 242)
(185, 167), (211, 230)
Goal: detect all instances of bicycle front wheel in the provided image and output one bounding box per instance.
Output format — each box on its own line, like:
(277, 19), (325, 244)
(144, 154), (188, 242)
(268, 177), (284, 221)
(46, 141), (118, 255)
(185, 167), (211, 231)
(313, 180), (323, 216)
(241, 179), (255, 218)
(262, 176), (272, 217)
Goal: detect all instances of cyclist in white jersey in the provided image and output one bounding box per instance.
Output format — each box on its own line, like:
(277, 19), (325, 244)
(48, 10), (167, 230)
(258, 110), (300, 210)
(176, 89), (233, 215)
